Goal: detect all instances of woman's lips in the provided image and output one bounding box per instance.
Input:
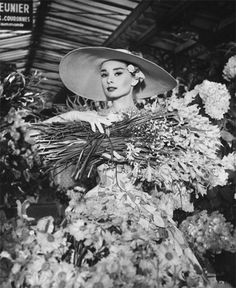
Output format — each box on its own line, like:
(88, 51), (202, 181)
(107, 87), (117, 92)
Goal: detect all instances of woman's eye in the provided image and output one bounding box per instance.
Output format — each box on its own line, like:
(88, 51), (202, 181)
(101, 73), (108, 78)
(115, 72), (122, 76)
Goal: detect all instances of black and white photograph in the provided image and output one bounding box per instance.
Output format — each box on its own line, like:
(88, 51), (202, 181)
(0, 0), (236, 287)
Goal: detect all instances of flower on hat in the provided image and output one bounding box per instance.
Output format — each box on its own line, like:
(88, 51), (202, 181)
(127, 64), (145, 83)
(127, 64), (136, 73)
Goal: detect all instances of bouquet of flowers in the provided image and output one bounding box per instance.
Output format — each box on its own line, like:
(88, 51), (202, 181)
(33, 92), (227, 209)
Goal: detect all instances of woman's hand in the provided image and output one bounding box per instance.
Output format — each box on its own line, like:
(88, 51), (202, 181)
(44, 110), (113, 133)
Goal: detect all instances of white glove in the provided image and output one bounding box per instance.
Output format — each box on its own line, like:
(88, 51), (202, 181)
(44, 110), (113, 133)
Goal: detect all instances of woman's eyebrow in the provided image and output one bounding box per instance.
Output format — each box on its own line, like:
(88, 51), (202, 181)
(113, 67), (125, 71)
(100, 67), (125, 72)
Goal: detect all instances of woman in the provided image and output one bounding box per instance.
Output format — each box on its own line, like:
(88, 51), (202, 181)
(39, 47), (209, 287)
(46, 47), (176, 126)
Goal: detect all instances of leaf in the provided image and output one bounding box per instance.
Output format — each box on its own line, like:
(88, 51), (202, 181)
(178, 160), (189, 173)
(153, 213), (165, 228)
(221, 129), (236, 143)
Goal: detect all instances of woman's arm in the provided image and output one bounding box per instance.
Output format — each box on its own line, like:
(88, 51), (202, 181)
(26, 110), (113, 140)
(44, 110), (113, 133)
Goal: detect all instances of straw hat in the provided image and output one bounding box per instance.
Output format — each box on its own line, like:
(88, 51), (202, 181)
(59, 47), (177, 101)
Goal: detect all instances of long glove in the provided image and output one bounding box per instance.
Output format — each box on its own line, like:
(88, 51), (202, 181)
(43, 110), (113, 133)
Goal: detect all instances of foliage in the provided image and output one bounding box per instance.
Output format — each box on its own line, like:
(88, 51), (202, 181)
(0, 69), (50, 119)
(0, 65), (52, 207)
(0, 108), (43, 206)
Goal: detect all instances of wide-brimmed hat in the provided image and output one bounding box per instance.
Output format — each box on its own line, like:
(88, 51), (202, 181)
(59, 47), (177, 101)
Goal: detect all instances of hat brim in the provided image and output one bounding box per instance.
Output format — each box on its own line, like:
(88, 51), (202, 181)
(59, 47), (177, 101)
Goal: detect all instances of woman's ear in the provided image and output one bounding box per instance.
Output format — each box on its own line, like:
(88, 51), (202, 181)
(131, 78), (139, 87)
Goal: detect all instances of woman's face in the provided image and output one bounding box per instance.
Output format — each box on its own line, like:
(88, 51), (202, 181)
(100, 60), (136, 100)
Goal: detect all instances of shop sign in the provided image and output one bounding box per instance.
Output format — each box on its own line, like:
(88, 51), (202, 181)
(0, 0), (33, 30)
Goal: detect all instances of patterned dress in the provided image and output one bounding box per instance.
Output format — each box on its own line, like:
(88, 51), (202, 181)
(65, 163), (209, 288)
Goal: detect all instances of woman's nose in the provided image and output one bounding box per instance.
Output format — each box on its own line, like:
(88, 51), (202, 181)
(107, 75), (114, 84)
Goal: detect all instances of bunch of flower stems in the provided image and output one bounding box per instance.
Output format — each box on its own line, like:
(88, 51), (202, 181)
(33, 111), (181, 180)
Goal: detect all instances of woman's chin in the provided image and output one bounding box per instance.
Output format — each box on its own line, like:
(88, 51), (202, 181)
(106, 94), (122, 101)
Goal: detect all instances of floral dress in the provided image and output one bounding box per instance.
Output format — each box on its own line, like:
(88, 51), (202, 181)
(65, 163), (209, 288)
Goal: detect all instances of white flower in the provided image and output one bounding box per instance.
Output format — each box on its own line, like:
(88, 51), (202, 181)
(127, 64), (135, 73)
(209, 166), (228, 186)
(221, 152), (236, 171)
(66, 219), (96, 242)
(127, 64), (145, 82)
(135, 70), (145, 82)
(26, 270), (53, 287)
(167, 94), (182, 111)
(36, 230), (65, 254)
(126, 143), (141, 160)
(50, 261), (76, 288)
(195, 80), (231, 119)
(184, 89), (198, 105)
(223, 55), (236, 81)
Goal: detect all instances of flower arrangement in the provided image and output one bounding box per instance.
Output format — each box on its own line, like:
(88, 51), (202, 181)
(0, 195), (210, 288)
(179, 210), (236, 257)
(33, 86), (229, 215)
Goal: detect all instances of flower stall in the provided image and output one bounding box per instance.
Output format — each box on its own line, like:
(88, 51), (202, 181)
(0, 47), (236, 288)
